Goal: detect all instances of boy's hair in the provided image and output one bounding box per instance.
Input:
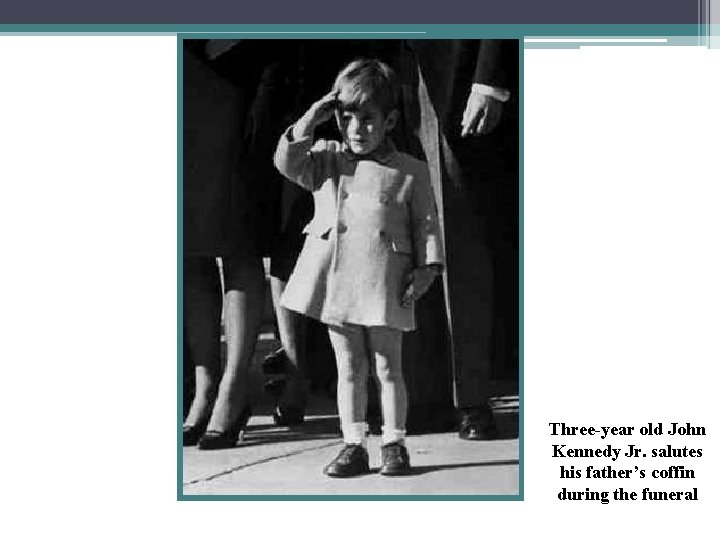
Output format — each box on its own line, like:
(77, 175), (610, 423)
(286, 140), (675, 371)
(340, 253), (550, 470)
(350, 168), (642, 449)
(332, 58), (399, 115)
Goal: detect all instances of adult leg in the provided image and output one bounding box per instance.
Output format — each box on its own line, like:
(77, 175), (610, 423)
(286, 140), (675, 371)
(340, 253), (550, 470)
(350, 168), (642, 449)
(270, 276), (309, 416)
(183, 257), (222, 430)
(414, 63), (497, 440)
(451, 122), (519, 439)
(264, 178), (314, 421)
(442, 192), (497, 440)
(205, 250), (265, 433)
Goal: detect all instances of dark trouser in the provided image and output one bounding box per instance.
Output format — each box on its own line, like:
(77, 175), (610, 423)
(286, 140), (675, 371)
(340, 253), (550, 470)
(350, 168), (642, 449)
(415, 70), (519, 409)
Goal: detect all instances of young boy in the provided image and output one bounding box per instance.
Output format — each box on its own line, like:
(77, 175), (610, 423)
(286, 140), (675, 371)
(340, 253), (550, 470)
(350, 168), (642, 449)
(273, 59), (444, 476)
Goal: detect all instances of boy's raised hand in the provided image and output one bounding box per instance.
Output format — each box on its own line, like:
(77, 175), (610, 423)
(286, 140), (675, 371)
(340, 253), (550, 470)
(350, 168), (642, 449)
(293, 90), (339, 140)
(401, 265), (441, 307)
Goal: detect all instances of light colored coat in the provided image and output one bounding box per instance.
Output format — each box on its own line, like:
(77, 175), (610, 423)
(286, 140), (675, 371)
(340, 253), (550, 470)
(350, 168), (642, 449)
(273, 128), (444, 331)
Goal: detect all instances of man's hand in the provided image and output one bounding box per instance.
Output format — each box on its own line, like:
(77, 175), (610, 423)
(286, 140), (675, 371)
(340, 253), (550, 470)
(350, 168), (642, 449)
(401, 265), (441, 307)
(292, 90), (339, 140)
(460, 91), (504, 137)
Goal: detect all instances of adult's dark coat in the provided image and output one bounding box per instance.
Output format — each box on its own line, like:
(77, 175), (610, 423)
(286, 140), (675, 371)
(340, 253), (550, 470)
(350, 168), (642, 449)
(405, 40), (520, 408)
(183, 40), (296, 258)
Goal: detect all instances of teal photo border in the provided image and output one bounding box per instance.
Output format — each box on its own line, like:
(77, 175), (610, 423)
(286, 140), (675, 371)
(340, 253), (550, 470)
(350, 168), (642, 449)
(2, 22), (703, 502)
(177, 28), (527, 502)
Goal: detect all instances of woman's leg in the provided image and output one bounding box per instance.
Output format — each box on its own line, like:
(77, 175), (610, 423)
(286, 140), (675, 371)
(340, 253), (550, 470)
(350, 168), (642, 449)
(183, 257), (222, 427)
(327, 324), (369, 443)
(206, 251), (265, 432)
(270, 276), (309, 412)
(367, 327), (407, 444)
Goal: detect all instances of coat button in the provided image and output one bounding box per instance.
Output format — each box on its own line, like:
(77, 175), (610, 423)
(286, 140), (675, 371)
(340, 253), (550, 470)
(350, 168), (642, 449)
(340, 191), (349, 200)
(379, 193), (389, 204)
(337, 223), (348, 233)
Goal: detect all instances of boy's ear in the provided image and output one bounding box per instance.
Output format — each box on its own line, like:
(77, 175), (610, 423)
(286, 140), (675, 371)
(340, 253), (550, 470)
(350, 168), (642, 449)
(384, 109), (399, 131)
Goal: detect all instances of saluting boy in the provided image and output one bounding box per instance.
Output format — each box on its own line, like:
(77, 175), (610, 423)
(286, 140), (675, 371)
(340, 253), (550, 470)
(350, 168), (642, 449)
(273, 59), (444, 477)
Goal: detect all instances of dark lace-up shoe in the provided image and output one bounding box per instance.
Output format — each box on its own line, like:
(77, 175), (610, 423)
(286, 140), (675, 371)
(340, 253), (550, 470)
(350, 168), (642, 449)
(380, 442), (411, 476)
(323, 444), (370, 477)
(458, 405), (499, 441)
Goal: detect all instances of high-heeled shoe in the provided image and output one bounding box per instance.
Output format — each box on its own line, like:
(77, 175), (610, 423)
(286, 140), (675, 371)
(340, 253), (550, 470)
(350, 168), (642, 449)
(182, 417), (210, 447)
(197, 405), (253, 450)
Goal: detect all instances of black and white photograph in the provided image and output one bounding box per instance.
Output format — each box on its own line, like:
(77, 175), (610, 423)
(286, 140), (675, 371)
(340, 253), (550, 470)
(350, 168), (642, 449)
(181, 38), (520, 496)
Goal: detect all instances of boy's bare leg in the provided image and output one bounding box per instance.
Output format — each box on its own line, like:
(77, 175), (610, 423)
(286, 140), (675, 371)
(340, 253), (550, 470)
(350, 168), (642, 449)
(206, 253), (265, 432)
(368, 327), (407, 443)
(327, 324), (369, 442)
(270, 276), (309, 411)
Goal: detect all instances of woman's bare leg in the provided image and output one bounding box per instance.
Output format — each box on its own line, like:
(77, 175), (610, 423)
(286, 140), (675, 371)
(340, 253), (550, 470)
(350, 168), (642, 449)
(206, 252), (265, 432)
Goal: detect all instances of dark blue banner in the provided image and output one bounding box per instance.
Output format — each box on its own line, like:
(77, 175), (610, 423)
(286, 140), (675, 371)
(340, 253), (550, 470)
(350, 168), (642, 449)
(0, 0), (701, 24)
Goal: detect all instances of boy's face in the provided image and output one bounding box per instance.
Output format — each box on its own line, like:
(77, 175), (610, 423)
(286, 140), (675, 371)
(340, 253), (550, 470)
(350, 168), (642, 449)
(335, 100), (398, 156)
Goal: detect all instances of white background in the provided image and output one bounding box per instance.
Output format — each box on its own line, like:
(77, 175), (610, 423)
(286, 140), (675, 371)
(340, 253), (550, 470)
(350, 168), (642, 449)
(0, 36), (718, 538)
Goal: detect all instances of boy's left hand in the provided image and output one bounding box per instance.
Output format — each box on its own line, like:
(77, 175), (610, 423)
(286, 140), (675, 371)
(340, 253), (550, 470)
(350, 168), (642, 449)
(401, 265), (441, 307)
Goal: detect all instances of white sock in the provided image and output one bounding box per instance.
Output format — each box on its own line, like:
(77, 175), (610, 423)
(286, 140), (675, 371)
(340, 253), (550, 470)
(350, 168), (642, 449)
(381, 426), (406, 446)
(342, 421), (368, 446)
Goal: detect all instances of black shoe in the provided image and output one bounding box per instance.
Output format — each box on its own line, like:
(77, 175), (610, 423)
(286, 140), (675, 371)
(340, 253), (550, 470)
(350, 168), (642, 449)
(197, 406), (253, 450)
(458, 405), (499, 441)
(272, 406), (305, 427)
(380, 442), (411, 476)
(262, 348), (289, 375)
(323, 444), (370, 477)
(182, 418), (209, 447)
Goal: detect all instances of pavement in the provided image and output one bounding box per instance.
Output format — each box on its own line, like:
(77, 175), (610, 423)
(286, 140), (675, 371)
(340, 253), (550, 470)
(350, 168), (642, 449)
(182, 394), (520, 497)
